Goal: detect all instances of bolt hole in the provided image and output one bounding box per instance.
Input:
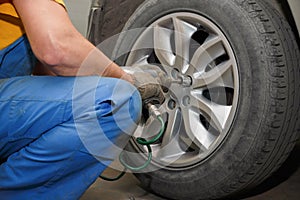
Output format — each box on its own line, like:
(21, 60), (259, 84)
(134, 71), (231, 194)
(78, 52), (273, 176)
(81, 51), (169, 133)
(182, 96), (190, 107)
(187, 75), (193, 86)
(168, 99), (176, 110)
(171, 68), (179, 79)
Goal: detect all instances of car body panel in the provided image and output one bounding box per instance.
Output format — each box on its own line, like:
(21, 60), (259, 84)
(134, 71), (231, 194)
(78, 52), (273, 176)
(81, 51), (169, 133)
(287, 0), (300, 35)
(64, 0), (93, 37)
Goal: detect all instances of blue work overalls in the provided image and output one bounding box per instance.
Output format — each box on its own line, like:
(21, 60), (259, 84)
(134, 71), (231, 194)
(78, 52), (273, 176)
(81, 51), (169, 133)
(0, 36), (142, 199)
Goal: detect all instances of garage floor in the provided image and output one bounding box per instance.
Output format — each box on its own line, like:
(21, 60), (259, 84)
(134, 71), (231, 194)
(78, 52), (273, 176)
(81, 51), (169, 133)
(81, 143), (300, 200)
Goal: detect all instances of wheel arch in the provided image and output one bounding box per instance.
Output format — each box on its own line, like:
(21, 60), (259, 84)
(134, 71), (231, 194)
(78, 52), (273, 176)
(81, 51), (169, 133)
(87, 0), (145, 45)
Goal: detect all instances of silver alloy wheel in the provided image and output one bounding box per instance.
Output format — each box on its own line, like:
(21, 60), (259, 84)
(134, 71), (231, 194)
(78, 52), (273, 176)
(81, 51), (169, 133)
(126, 12), (239, 168)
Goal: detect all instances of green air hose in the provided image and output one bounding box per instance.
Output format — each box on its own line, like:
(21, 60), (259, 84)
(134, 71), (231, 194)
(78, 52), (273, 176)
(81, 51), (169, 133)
(99, 115), (165, 181)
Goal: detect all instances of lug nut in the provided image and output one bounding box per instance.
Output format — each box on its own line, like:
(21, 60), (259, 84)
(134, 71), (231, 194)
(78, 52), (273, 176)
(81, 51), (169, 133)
(172, 74), (192, 87)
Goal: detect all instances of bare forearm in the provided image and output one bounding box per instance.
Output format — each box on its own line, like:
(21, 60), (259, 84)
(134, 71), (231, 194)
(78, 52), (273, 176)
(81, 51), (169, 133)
(12, 0), (131, 82)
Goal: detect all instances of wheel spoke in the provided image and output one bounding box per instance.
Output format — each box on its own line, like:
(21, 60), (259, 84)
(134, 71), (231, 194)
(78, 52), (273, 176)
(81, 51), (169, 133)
(181, 106), (217, 150)
(155, 106), (187, 161)
(190, 93), (232, 132)
(192, 60), (233, 88)
(172, 17), (197, 73)
(161, 107), (182, 147)
(154, 25), (176, 67)
(185, 36), (224, 75)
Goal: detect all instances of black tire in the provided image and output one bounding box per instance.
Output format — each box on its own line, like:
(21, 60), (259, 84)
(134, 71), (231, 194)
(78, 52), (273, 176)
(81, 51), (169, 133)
(114, 0), (300, 199)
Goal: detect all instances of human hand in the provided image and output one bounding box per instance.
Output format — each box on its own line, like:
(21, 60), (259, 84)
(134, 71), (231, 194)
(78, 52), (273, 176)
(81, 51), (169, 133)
(122, 65), (167, 105)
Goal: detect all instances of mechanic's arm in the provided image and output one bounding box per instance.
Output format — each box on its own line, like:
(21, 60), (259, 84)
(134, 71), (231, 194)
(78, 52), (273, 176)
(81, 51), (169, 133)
(12, 0), (132, 81)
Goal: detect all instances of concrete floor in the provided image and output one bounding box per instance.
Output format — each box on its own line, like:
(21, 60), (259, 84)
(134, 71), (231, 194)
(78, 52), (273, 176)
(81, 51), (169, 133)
(81, 143), (300, 200)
